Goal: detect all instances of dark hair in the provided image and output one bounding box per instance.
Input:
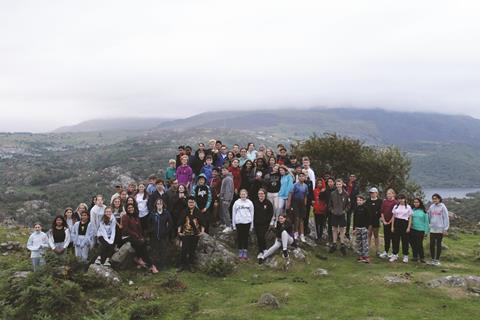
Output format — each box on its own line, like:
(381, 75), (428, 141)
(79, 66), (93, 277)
(413, 197), (427, 212)
(396, 194), (408, 208)
(212, 167), (219, 173)
(432, 193), (443, 203)
(125, 203), (136, 215)
(187, 196), (196, 202)
(51, 215), (67, 230)
(155, 178), (165, 185)
(103, 207), (113, 224)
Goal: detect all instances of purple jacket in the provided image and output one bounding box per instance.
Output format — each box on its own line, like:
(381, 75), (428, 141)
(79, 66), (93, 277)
(176, 165), (193, 187)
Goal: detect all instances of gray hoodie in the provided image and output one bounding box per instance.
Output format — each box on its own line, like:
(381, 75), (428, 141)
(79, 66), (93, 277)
(220, 172), (234, 202)
(427, 203), (449, 233)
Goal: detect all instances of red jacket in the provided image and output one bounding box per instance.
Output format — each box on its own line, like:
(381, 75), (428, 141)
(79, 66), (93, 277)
(228, 166), (242, 192)
(121, 214), (144, 241)
(313, 179), (327, 215)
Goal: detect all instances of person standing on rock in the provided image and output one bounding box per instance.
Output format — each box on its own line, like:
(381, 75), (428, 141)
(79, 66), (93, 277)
(149, 198), (173, 270)
(219, 167), (234, 233)
(254, 188), (274, 259)
(48, 215), (71, 259)
(191, 174), (213, 233)
(390, 194), (413, 263)
(27, 222), (49, 271)
(287, 172), (309, 243)
(277, 165), (294, 226)
(177, 196), (204, 272)
(258, 214), (294, 264)
(312, 178), (328, 243)
(176, 155), (193, 191)
(71, 210), (94, 264)
(379, 189), (397, 259)
(95, 207), (116, 266)
(232, 189), (255, 260)
(328, 178), (351, 256)
(427, 193), (450, 266)
(90, 195), (107, 245)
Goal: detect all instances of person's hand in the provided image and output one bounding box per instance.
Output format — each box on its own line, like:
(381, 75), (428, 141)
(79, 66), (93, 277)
(178, 232), (184, 237)
(391, 227), (395, 233)
(406, 227), (411, 233)
(443, 231), (448, 236)
(201, 208), (207, 213)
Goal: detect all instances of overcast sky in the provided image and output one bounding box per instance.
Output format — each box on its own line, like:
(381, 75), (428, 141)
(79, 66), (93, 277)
(1, 0), (480, 132)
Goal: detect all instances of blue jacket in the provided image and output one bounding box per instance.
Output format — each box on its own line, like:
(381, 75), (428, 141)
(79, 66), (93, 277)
(279, 174), (294, 199)
(150, 209), (173, 240)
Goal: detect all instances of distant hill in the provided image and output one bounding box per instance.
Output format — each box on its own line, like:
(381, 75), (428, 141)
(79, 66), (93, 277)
(160, 108), (480, 147)
(53, 117), (174, 133)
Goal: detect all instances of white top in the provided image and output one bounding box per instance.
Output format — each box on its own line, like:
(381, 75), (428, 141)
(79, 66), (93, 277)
(232, 198), (255, 227)
(392, 204), (413, 221)
(26, 231), (49, 258)
(136, 193), (149, 218)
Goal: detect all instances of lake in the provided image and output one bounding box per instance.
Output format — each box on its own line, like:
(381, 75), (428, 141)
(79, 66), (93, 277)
(423, 188), (480, 200)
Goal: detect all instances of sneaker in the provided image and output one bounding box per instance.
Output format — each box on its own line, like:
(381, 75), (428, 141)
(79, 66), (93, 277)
(402, 255), (409, 263)
(435, 260), (441, 266)
(389, 254), (398, 262)
(257, 252), (264, 259)
(340, 245), (347, 256)
(294, 232), (299, 240)
(103, 258), (111, 267)
(238, 250), (243, 259)
(300, 234), (306, 243)
(357, 257), (364, 263)
(258, 257), (264, 265)
(282, 250), (289, 258)
(387, 253), (393, 259)
(329, 244), (337, 253)
(379, 251), (388, 259)
(95, 256), (101, 265)
(427, 259), (436, 265)
(243, 250), (249, 260)
(363, 256), (370, 264)
(222, 227), (233, 233)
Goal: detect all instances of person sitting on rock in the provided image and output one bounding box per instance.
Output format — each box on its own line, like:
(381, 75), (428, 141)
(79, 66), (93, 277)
(95, 207), (116, 267)
(258, 214), (294, 264)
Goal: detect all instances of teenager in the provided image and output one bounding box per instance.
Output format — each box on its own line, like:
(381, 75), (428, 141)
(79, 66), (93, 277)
(253, 189), (274, 258)
(201, 156), (215, 184)
(277, 165), (294, 224)
(276, 147), (291, 167)
(146, 175), (157, 195)
(427, 193), (450, 266)
(410, 198), (430, 263)
(27, 222), (49, 271)
(191, 151), (206, 176)
(90, 195), (107, 242)
(172, 184), (189, 233)
(390, 194), (413, 263)
(122, 204), (158, 273)
(325, 177), (336, 243)
(215, 145), (228, 168)
(191, 174), (213, 233)
(110, 185), (123, 205)
(150, 198), (173, 270)
(379, 189), (397, 259)
(258, 214), (294, 264)
(287, 172), (309, 243)
(95, 207), (116, 266)
(345, 174), (359, 239)
(48, 215), (71, 258)
(74, 203), (89, 223)
(177, 197), (204, 272)
(228, 159), (242, 195)
(353, 195), (370, 263)
(312, 178), (328, 242)
(176, 155), (193, 191)
(127, 182), (137, 196)
(165, 159), (177, 185)
(63, 207), (76, 234)
(219, 167), (234, 233)
(232, 189), (255, 260)
(303, 168), (314, 236)
(239, 148), (249, 167)
(254, 157), (268, 176)
(264, 164), (281, 222)
(70, 211), (94, 264)
(246, 142), (257, 161)
(249, 171), (265, 203)
(147, 179), (169, 213)
(111, 196), (125, 246)
(328, 179), (350, 256)
(136, 183), (149, 229)
(366, 187), (382, 256)
(240, 160), (255, 192)
(210, 168), (222, 226)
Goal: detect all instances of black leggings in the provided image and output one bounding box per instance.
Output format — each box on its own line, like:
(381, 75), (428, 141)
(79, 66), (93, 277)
(392, 219), (409, 255)
(430, 233), (443, 260)
(236, 223), (251, 250)
(254, 223), (269, 253)
(129, 238), (152, 266)
(180, 235), (199, 267)
(327, 213), (333, 242)
(383, 223), (393, 253)
(314, 214), (327, 240)
(98, 237), (115, 264)
(409, 229), (425, 259)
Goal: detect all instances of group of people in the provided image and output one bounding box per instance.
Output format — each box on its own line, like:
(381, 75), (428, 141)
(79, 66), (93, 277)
(26, 140), (450, 273)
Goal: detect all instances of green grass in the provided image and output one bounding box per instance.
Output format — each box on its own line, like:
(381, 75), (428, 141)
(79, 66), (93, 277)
(1, 226), (479, 320)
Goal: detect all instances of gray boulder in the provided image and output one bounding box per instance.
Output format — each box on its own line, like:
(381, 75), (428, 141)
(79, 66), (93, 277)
(88, 264), (121, 286)
(111, 242), (136, 269)
(427, 275), (466, 288)
(258, 293), (280, 308)
(312, 268), (328, 277)
(264, 247), (309, 270)
(195, 233), (237, 270)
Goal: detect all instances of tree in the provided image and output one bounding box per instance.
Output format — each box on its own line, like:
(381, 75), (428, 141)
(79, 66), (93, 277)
(291, 133), (423, 198)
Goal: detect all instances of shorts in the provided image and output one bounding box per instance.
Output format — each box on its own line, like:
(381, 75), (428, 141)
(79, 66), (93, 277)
(331, 214), (346, 228)
(292, 199), (307, 219)
(369, 217), (380, 228)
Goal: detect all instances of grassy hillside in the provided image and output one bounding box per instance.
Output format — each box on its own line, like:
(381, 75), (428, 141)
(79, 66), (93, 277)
(1, 225), (479, 319)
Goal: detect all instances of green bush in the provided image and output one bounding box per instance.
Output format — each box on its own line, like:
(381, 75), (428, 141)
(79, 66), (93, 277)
(129, 301), (164, 320)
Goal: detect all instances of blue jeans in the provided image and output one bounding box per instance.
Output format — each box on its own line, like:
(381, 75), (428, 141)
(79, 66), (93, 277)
(32, 257), (45, 271)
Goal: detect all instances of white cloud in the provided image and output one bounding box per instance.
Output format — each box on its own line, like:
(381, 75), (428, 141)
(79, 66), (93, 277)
(1, 0), (479, 131)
